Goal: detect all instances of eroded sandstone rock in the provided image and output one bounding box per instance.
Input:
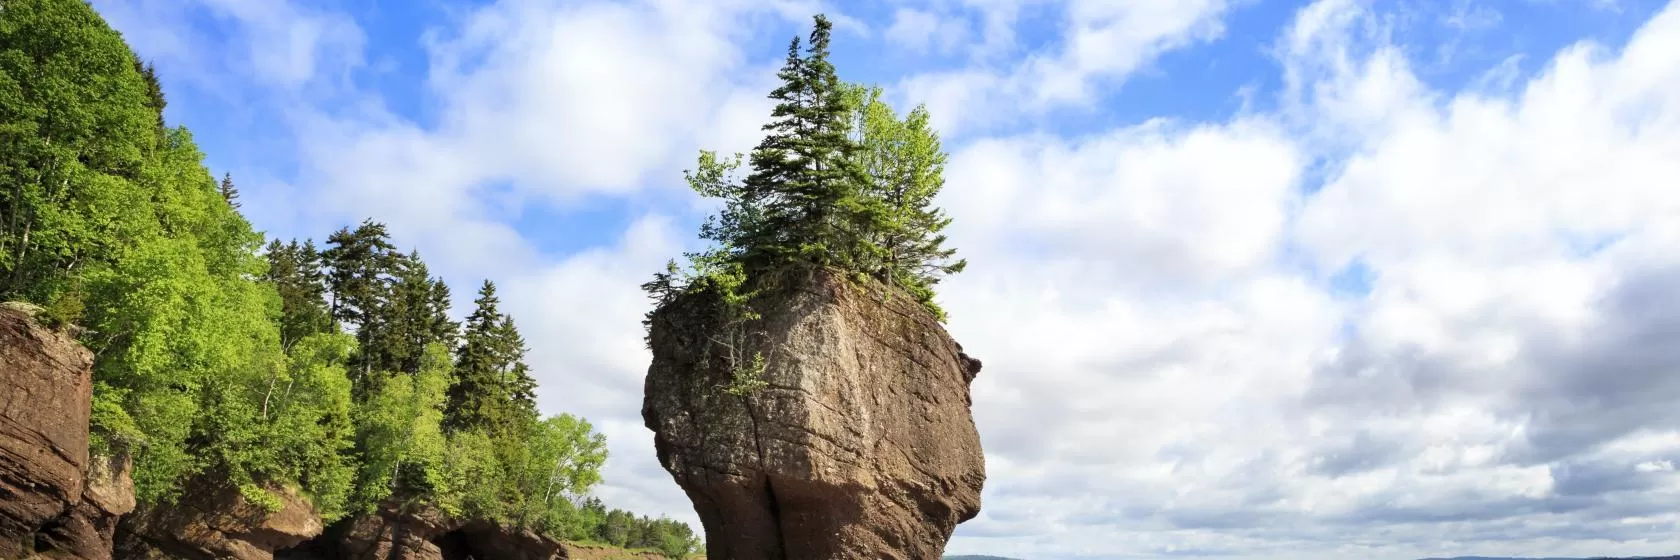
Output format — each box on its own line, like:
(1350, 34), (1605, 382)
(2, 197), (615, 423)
(0, 302), (100, 558)
(643, 269), (985, 559)
(115, 482), (323, 560)
(331, 504), (566, 560)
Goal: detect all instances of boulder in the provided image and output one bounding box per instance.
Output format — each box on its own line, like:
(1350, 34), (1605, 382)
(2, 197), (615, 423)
(332, 504), (565, 560)
(115, 482), (323, 560)
(642, 268), (986, 559)
(334, 503), (458, 560)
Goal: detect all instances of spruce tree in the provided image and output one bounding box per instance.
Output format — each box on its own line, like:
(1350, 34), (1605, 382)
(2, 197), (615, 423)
(658, 14), (967, 323)
(366, 251), (458, 375)
(444, 280), (538, 437)
(445, 280), (506, 433)
(322, 219), (401, 397)
(265, 238), (331, 350)
(219, 172), (241, 208)
(493, 314), (538, 427)
(727, 14), (872, 272)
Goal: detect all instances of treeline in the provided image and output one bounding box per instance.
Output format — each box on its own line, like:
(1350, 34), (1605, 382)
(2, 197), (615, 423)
(572, 498), (701, 555)
(0, 1), (695, 557)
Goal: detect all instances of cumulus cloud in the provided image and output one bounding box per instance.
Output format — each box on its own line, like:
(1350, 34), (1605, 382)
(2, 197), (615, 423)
(898, 0), (1238, 135)
(937, 1), (1680, 558)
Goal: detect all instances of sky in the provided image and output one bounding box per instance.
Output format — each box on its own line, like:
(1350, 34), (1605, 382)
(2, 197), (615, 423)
(88, 0), (1680, 558)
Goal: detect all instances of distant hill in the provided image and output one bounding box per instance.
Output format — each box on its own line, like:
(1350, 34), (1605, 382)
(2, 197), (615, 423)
(945, 556), (1023, 560)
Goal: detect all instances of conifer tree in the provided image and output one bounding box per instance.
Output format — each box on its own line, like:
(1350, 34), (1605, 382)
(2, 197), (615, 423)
(219, 172), (241, 208)
(265, 238), (331, 350)
(662, 14), (965, 322)
(715, 14), (873, 272)
(322, 219), (401, 397)
(133, 57), (166, 130)
(366, 251), (458, 375)
(446, 281), (508, 432)
(494, 314), (538, 425)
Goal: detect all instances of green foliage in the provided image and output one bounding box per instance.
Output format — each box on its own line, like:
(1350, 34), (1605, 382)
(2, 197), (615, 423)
(443, 280), (536, 436)
(2, 0), (696, 547)
(0, 0), (158, 304)
(722, 351), (767, 397)
(265, 238), (331, 350)
(647, 13), (965, 343)
(839, 83), (966, 320)
(581, 502), (700, 558)
(352, 343), (451, 510)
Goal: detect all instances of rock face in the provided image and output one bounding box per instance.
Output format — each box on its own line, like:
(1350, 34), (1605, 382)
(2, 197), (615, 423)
(0, 302), (135, 559)
(331, 503), (566, 560)
(643, 269), (986, 559)
(114, 483), (324, 560)
(35, 452), (137, 559)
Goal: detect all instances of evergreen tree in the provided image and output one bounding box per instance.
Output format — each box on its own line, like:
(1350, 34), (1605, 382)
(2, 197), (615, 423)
(706, 14), (873, 273)
(133, 57), (166, 131)
(494, 314), (538, 423)
(218, 172), (240, 208)
(364, 251), (458, 375)
(321, 219), (400, 397)
(660, 15), (966, 324)
(265, 239), (331, 350)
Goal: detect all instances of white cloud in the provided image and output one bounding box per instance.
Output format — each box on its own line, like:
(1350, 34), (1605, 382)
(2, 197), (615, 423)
(886, 7), (968, 54)
(91, 0), (363, 90)
(940, 1), (1680, 558)
(899, 0), (1237, 135)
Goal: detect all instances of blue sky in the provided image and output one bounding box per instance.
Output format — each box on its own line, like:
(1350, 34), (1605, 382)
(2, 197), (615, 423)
(95, 0), (1680, 558)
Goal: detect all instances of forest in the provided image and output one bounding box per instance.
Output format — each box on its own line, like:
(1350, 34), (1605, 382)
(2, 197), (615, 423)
(0, 0), (697, 556)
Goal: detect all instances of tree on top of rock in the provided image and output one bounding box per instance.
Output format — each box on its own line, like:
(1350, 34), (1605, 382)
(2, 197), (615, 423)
(693, 14), (873, 273)
(656, 14), (965, 321)
(841, 84), (966, 319)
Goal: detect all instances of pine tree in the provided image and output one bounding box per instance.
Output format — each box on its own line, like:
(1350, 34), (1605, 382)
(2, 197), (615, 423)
(322, 219), (401, 397)
(133, 57), (166, 130)
(659, 14), (967, 324)
(365, 251), (458, 375)
(445, 280), (506, 434)
(265, 238), (331, 350)
(444, 280), (538, 437)
(722, 14), (872, 272)
(219, 172), (241, 208)
(494, 314), (538, 427)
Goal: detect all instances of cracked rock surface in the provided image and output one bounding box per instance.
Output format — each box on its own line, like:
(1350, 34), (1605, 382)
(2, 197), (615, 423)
(643, 269), (985, 560)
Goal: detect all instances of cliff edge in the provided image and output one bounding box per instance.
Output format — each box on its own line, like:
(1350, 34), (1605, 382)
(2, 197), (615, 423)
(0, 303), (135, 560)
(642, 269), (985, 559)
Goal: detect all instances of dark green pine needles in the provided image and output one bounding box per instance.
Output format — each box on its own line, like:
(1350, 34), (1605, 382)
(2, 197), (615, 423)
(658, 14), (967, 321)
